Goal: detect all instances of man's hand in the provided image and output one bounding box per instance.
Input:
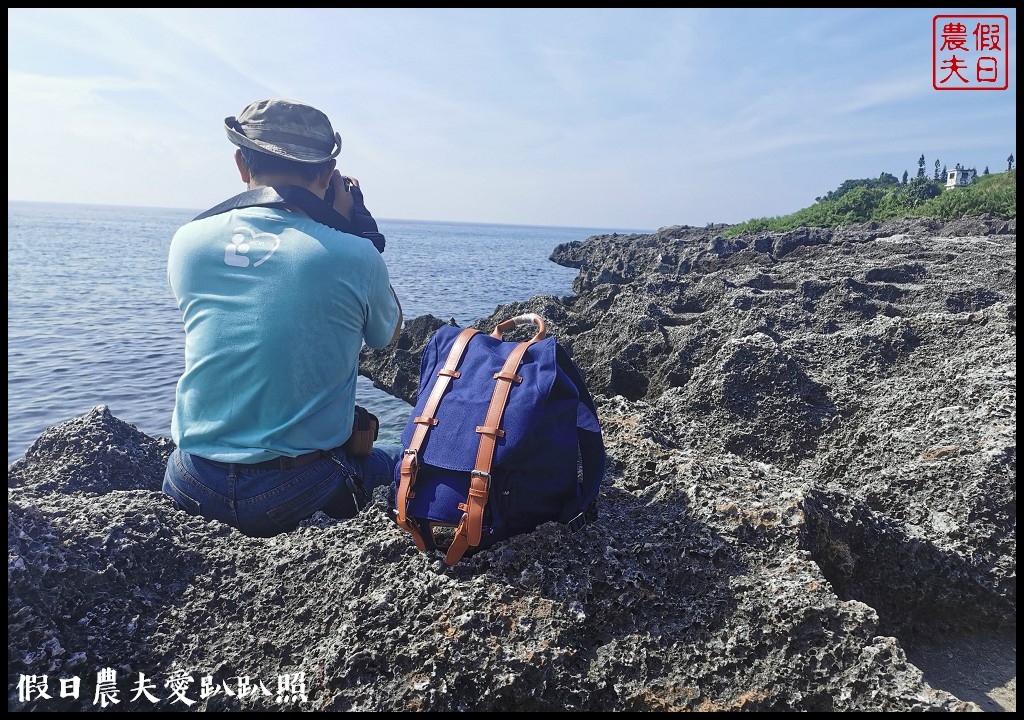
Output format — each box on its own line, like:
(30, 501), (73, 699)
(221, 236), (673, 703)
(329, 170), (358, 221)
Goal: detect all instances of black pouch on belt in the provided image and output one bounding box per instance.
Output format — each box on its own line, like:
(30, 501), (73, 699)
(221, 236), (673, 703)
(343, 405), (379, 458)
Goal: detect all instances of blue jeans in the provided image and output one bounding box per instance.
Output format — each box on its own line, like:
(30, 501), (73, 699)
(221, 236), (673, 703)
(162, 444), (402, 537)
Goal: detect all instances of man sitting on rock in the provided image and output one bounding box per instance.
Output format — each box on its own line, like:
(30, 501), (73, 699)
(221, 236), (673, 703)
(162, 98), (403, 536)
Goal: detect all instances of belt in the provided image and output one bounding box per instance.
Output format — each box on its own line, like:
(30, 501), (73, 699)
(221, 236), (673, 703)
(206, 449), (332, 472)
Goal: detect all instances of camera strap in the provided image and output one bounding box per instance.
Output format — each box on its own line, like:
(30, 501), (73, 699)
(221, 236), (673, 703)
(192, 185), (385, 253)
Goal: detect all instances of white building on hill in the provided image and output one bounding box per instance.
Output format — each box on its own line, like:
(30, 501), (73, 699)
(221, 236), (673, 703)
(946, 166), (974, 189)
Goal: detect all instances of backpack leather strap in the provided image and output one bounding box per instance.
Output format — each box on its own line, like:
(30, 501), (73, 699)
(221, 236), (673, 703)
(396, 327), (480, 549)
(445, 335), (541, 566)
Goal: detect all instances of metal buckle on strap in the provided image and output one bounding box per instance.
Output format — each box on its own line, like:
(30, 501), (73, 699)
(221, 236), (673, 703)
(470, 469), (491, 491)
(403, 448), (419, 468)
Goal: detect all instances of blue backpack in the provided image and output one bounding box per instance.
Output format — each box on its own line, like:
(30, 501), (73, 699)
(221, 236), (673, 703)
(393, 313), (605, 566)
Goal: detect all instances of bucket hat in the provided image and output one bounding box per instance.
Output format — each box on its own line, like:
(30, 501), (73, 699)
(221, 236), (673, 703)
(224, 99), (342, 163)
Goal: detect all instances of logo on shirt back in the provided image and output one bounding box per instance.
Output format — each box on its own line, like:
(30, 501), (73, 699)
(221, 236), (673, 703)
(224, 226), (281, 268)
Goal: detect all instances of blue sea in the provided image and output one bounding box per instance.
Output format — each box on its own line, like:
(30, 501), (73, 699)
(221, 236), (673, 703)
(8, 201), (647, 466)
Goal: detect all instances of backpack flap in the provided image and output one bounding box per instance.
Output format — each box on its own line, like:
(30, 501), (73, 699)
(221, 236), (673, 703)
(407, 326), (557, 474)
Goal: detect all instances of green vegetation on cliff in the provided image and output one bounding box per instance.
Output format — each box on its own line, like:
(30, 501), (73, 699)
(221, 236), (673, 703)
(723, 168), (1016, 238)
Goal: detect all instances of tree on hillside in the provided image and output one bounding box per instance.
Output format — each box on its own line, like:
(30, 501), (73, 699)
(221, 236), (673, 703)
(942, 165), (948, 179)
(934, 159), (942, 181)
(904, 176), (943, 205)
(820, 174), (901, 203)
(902, 170), (909, 184)
(918, 154), (926, 178)
(1009, 154), (1015, 170)
(984, 166), (990, 175)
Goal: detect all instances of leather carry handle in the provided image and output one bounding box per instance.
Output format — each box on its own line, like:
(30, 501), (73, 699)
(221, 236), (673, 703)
(490, 313), (546, 342)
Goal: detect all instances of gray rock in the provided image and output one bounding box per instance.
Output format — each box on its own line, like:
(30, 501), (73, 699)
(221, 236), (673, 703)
(10, 214), (1014, 712)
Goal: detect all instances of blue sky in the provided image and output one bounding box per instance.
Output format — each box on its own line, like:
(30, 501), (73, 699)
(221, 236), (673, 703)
(7, 8), (1017, 231)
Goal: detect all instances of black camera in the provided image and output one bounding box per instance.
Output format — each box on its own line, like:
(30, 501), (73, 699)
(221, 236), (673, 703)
(343, 405), (379, 458)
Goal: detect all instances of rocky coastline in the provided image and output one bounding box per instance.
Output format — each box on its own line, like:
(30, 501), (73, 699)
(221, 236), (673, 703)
(8, 214), (1015, 711)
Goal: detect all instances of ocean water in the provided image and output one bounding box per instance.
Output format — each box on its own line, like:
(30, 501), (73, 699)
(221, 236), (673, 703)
(8, 201), (644, 466)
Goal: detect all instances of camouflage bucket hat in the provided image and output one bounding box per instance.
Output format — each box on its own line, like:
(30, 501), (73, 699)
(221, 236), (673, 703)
(224, 99), (342, 164)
